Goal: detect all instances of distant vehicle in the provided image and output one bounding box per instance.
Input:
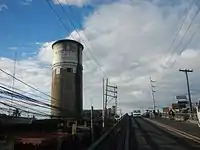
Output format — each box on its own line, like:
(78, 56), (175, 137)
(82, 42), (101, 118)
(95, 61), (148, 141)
(133, 110), (142, 117)
(142, 112), (150, 118)
(114, 115), (121, 121)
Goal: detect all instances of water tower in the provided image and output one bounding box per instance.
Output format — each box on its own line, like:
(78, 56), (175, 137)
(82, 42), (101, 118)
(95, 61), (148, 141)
(51, 39), (83, 118)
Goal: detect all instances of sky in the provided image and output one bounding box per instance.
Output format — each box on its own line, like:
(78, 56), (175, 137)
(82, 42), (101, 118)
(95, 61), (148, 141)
(1, 0), (200, 115)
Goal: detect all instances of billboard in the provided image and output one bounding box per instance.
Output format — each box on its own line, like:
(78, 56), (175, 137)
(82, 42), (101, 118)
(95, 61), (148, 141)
(176, 95), (187, 100)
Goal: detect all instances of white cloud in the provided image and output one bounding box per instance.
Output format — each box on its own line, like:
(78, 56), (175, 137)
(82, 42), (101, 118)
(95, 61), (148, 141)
(53, 0), (90, 6)
(38, 41), (54, 64)
(0, 4), (8, 12)
(180, 49), (200, 58)
(8, 47), (19, 50)
(52, 0), (118, 6)
(0, 57), (51, 117)
(20, 0), (33, 6)
(1, 0), (200, 114)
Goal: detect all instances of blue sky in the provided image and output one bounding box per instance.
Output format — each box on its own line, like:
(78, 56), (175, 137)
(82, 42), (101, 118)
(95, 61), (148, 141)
(1, 0), (200, 113)
(0, 0), (192, 59)
(0, 0), (95, 59)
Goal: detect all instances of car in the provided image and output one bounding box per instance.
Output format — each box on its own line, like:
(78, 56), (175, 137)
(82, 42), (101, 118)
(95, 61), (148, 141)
(133, 110), (142, 117)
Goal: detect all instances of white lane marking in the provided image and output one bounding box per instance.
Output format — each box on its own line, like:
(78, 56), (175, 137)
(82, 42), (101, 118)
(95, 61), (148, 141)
(144, 118), (200, 144)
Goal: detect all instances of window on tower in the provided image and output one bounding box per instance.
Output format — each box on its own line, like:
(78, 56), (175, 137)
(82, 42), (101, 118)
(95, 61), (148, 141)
(67, 68), (72, 72)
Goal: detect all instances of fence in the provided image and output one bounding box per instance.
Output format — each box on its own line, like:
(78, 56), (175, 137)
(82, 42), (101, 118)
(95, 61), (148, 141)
(87, 114), (129, 150)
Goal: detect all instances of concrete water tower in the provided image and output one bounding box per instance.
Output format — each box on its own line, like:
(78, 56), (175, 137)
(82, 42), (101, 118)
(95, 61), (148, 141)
(51, 39), (84, 118)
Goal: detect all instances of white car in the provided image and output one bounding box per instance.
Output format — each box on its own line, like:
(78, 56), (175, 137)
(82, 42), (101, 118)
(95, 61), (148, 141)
(133, 110), (142, 117)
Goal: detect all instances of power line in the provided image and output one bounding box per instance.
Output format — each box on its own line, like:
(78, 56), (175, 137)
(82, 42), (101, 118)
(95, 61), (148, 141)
(0, 83), (53, 106)
(44, 0), (108, 115)
(0, 97), (49, 116)
(0, 0), (106, 117)
(0, 94), (50, 110)
(44, 0), (72, 34)
(0, 88), (66, 118)
(0, 101), (49, 117)
(169, 29), (198, 68)
(0, 82), (51, 103)
(160, 0), (195, 67)
(164, 3), (200, 67)
(0, 68), (68, 113)
(56, 0), (107, 76)
(0, 68), (48, 97)
(46, 0), (107, 77)
(0, 78), (70, 113)
(0, 85), (67, 115)
(0, 88), (51, 109)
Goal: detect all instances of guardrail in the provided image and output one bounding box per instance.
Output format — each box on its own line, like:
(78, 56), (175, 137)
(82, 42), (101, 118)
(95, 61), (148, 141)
(87, 114), (129, 150)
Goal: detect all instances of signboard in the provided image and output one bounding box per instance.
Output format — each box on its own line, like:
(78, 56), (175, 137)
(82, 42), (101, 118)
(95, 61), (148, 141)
(178, 100), (188, 104)
(176, 95), (187, 100)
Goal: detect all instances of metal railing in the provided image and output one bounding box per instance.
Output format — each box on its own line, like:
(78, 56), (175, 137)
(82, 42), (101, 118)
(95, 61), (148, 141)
(87, 114), (129, 150)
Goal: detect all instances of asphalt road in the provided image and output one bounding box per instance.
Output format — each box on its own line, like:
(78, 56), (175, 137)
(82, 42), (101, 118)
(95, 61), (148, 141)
(151, 118), (200, 138)
(88, 116), (200, 150)
(130, 117), (200, 150)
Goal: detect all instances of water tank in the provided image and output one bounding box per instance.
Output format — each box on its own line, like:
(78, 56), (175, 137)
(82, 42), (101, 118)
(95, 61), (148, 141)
(51, 39), (84, 118)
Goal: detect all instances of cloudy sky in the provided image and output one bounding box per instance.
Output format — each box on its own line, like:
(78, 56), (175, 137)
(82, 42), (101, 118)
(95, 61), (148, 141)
(0, 0), (200, 115)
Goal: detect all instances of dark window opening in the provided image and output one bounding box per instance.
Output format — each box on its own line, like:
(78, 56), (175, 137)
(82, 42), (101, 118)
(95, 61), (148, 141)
(67, 68), (72, 72)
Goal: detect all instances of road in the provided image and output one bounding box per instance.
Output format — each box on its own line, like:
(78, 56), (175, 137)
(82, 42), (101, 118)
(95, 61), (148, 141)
(88, 115), (200, 150)
(151, 117), (200, 138)
(130, 117), (200, 150)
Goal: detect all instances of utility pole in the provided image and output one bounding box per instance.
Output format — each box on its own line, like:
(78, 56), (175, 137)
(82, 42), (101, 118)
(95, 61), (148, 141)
(104, 78), (118, 116)
(105, 78), (108, 116)
(9, 50), (17, 115)
(179, 69), (193, 112)
(90, 106), (94, 143)
(150, 77), (156, 111)
(114, 85), (118, 115)
(12, 51), (17, 91)
(102, 78), (105, 128)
